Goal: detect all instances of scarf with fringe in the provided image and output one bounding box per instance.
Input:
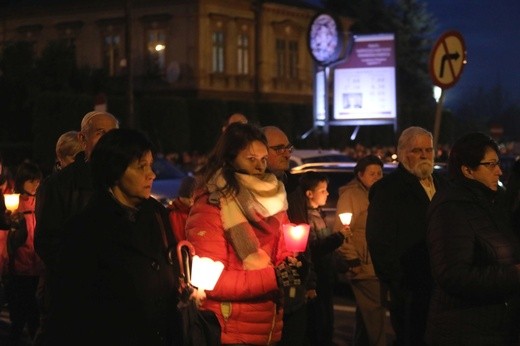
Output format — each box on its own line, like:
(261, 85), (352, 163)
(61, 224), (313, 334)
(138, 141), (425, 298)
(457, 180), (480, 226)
(208, 170), (287, 263)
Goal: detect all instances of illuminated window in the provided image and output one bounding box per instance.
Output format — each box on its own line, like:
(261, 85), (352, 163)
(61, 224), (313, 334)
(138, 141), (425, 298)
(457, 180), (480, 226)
(103, 34), (122, 76)
(276, 38), (298, 78)
(147, 29), (166, 75)
(237, 33), (249, 75)
(212, 31), (225, 73)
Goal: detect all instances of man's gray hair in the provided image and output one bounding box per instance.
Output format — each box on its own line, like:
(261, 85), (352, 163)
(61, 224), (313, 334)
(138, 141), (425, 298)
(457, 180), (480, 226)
(80, 111), (119, 133)
(397, 126), (433, 159)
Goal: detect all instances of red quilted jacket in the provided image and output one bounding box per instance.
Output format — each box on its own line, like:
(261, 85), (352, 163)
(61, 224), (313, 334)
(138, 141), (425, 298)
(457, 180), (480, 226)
(186, 193), (290, 345)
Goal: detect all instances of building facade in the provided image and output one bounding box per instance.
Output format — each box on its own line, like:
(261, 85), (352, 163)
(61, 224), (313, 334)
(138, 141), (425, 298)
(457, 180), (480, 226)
(0, 0), (353, 104)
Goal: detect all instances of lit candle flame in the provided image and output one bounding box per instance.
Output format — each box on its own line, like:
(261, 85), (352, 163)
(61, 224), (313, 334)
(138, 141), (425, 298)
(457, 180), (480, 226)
(4, 194), (20, 212)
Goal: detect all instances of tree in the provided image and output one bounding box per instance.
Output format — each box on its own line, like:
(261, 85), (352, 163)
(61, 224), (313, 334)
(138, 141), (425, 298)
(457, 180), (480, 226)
(387, 0), (437, 130)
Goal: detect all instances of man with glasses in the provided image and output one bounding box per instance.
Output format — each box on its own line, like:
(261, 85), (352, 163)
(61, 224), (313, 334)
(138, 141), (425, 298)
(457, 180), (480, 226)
(366, 126), (447, 346)
(262, 126), (311, 345)
(262, 126), (294, 182)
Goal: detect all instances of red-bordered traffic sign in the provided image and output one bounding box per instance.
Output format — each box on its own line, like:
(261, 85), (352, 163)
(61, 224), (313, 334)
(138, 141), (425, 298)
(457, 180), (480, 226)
(429, 31), (467, 89)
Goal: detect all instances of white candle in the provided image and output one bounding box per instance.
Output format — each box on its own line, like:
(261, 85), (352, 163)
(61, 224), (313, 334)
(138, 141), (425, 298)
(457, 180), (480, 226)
(4, 194), (20, 212)
(190, 255), (224, 291)
(339, 212), (353, 226)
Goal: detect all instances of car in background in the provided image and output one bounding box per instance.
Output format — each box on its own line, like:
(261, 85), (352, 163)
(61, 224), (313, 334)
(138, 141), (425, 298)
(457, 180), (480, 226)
(289, 149), (354, 168)
(151, 156), (188, 206)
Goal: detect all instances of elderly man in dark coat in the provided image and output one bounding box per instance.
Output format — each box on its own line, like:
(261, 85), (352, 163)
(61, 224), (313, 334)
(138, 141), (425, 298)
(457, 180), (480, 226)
(366, 127), (447, 346)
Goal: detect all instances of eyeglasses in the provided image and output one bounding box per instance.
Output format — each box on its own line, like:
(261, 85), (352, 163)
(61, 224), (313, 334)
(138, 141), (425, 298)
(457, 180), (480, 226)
(269, 144), (294, 155)
(478, 161), (501, 169)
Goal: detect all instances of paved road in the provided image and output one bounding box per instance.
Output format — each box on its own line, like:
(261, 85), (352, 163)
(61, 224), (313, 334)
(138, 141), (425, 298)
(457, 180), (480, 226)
(0, 289), (394, 346)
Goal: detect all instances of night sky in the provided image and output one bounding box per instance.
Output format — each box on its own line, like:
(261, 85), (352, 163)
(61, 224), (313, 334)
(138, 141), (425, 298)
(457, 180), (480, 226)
(424, 0), (520, 108)
(304, 0), (520, 109)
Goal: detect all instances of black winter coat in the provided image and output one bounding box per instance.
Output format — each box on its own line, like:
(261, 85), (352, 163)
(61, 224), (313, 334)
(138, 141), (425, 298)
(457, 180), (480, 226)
(366, 164), (447, 291)
(46, 191), (182, 346)
(35, 152), (94, 269)
(426, 178), (520, 345)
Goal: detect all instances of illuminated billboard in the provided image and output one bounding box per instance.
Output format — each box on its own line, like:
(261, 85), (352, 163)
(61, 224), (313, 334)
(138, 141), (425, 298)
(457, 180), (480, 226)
(333, 33), (396, 123)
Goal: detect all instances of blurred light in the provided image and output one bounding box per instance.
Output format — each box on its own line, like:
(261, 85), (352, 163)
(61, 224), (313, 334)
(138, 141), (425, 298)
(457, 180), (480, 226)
(155, 44), (165, 52)
(433, 86), (442, 103)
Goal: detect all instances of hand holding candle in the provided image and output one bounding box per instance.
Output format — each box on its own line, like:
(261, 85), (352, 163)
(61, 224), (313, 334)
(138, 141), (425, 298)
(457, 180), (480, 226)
(339, 212), (354, 239)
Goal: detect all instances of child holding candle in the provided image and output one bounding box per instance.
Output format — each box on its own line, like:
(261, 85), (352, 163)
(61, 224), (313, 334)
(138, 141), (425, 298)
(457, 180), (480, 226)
(287, 171), (350, 346)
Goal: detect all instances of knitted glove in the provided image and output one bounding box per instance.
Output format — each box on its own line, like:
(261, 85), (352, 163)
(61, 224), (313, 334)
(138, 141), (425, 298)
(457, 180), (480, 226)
(275, 261), (301, 288)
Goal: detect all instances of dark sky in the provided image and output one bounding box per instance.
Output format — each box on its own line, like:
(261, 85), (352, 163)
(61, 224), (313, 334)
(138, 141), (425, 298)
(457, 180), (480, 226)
(422, 1), (520, 108)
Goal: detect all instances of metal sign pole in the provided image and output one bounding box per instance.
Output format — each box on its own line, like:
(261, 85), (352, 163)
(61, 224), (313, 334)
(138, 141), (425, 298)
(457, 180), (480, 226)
(433, 89), (446, 150)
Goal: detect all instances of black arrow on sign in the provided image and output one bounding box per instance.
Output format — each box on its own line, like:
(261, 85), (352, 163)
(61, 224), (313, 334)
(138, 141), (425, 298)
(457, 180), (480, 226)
(439, 52), (460, 78)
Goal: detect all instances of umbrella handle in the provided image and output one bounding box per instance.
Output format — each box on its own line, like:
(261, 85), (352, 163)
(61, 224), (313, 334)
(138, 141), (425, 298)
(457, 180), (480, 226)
(177, 240), (196, 280)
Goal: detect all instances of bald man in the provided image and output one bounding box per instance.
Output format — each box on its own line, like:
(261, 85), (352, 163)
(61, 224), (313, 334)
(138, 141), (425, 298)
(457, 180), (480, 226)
(34, 111), (118, 344)
(262, 126), (293, 180)
(222, 113), (248, 133)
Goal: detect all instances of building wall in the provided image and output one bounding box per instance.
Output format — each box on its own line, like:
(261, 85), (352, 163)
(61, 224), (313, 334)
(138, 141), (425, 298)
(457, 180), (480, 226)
(0, 0), (353, 104)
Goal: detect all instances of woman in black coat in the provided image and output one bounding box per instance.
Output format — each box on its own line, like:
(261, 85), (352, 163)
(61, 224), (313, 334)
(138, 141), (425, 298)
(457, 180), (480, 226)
(45, 129), (182, 346)
(426, 132), (520, 345)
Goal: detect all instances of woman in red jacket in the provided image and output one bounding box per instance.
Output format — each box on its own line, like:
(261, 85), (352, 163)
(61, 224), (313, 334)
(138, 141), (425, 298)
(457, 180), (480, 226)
(186, 123), (304, 345)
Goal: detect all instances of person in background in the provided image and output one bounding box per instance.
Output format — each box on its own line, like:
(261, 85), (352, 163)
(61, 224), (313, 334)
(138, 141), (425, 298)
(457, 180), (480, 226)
(366, 126), (447, 345)
(46, 128), (182, 345)
(288, 172), (348, 346)
(6, 161), (44, 345)
(263, 125), (311, 345)
(221, 113), (248, 133)
(34, 110), (118, 345)
(0, 153), (15, 195)
(54, 131), (82, 171)
(334, 155), (386, 346)
(262, 126), (293, 184)
(186, 122), (304, 345)
(426, 132), (520, 345)
(168, 175), (196, 242)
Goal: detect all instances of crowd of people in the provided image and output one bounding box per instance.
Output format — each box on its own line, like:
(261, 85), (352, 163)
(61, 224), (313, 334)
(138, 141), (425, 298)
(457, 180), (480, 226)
(1, 109), (520, 346)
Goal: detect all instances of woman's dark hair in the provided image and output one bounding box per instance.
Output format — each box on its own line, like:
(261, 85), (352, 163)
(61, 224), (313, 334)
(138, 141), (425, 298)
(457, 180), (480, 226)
(91, 128), (155, 189)
(14, 161), (42, 194)
(448, 132), (499, 179)
(299, 172), (329, 193)
(199, 122), (267, 196)
(354, 155), (384, 176)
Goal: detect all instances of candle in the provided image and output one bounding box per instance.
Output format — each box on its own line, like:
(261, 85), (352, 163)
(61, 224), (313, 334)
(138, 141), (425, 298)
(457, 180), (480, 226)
(4, 194), (20, 212)
(339, 212), (353, 226)
(283, 223), (310, 252)
(190, 255), (224, 291)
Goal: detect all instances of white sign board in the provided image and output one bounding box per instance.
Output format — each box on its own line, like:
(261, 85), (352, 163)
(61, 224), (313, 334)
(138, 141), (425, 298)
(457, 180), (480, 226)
(333, 33), (396, 121)
(314, 70), (326, 122)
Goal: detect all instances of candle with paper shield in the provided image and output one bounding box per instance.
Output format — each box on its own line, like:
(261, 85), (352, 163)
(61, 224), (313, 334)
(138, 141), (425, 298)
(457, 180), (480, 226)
(4, 194), (20, 212)
(190, 255), (224, 290)
(283, 223), (310, 252)
(339, 212), (353, 226)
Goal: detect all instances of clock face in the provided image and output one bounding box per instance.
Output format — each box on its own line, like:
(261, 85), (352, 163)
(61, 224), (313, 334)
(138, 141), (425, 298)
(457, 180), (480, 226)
(309, 14), (339, 64)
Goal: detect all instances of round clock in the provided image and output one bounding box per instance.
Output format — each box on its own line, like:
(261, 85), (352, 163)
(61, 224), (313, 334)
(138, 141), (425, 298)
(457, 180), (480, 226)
(308, 13), (343, 65)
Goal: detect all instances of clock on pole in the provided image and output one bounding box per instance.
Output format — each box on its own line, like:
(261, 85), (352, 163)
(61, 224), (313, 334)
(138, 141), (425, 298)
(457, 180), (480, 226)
(307, 13), (344, 66)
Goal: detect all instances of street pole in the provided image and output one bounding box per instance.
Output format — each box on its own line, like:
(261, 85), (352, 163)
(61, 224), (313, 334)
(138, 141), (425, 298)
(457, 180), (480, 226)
(433, 88), (446, 150)
(125, 0), (135, 128)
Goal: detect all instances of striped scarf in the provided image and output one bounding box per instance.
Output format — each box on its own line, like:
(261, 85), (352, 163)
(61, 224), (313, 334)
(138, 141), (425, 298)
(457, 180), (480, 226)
(208, 170), (287, 268)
